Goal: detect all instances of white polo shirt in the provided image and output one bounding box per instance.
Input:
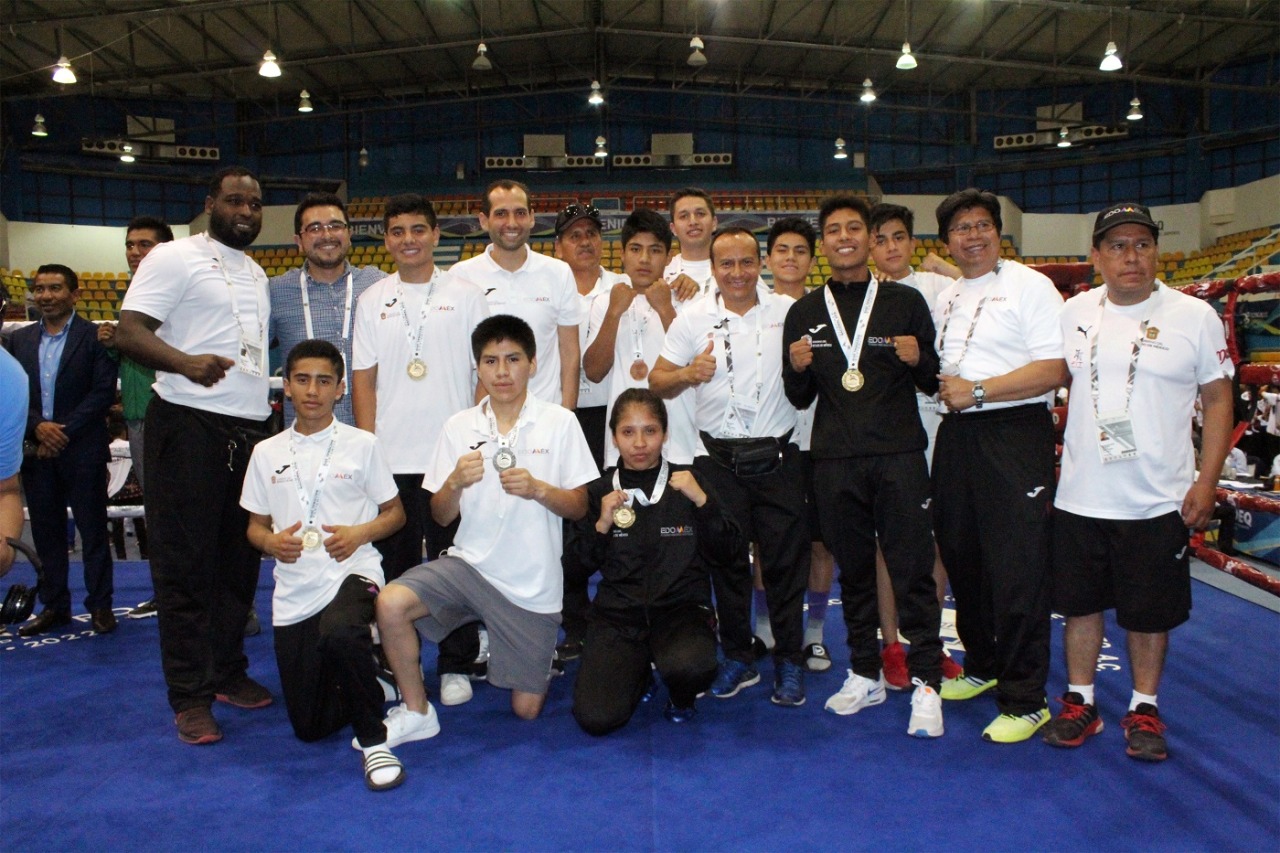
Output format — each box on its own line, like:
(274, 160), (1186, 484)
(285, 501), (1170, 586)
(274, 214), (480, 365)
(933, 260), (1064, 411)
(448, 246), (583, 405)
(423, 395), (597, 613)
(1056, 282), (1233, 520)
(588, 284), (697, 466)
(664, 254), (715, 299)
(121, 233), (271, 419)
(351, 269), (489, 474)
(240, 421), (399, 626)
(578, 267), (630, 410)
(660, 289), (797, 454)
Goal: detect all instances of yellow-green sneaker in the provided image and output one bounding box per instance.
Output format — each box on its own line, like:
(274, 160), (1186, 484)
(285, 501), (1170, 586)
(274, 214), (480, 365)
(982, 707), (1051, 743)
(939, 673), (998, 701)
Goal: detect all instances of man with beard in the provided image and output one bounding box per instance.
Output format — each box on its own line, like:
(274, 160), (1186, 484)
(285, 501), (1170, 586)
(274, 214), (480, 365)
(118, 166), (276, 745)
(269, 193), (385, 426)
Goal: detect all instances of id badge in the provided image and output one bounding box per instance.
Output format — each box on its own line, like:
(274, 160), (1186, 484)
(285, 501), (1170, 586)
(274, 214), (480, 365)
(720, 409), (750, 440)
(238, 337), (265, 378)
(1096, 410), (1138, 463)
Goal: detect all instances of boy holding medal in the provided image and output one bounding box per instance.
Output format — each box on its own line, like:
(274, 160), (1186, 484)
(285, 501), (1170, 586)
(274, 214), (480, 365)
(374, 315), (596, 754)
(240, 339), (407, 790)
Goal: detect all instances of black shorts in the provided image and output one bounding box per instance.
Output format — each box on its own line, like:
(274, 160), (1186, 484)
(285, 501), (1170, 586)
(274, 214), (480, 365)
(1051, 509), (1191, 633)
(798, 449), (822, 544)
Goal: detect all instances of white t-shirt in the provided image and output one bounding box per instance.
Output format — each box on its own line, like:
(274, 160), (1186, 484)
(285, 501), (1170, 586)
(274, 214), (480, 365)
(664, 254), (715, 299)
(240, 421), (399, 625)
(1055, 282), (1234, 520)
(121, 233), (271, 419)
(578, 268), (629, 410)
(900, 269), (949, 460)
(351, 269), (489, 474)
(448, 246), (583, 406)
(933, 260), (1064, 411)
(660, 290), (797, 454)
(423, 395), (598, 613)
(588, 284), (697, 466)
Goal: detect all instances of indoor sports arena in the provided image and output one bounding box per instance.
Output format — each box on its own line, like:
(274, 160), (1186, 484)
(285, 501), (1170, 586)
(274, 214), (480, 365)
(1, 1), (1277, 850)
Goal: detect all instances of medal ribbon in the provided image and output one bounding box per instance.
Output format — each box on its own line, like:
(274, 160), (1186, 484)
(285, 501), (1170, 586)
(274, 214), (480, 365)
(484, 399), (523, 452)
(289, 427), (338, 530)
(612, 458), (670, 509)
(395, 268), (440, 366)
(628, 292), (650, 366)
(1089, 287), (1160, 422)
(823, 276), (878, 375)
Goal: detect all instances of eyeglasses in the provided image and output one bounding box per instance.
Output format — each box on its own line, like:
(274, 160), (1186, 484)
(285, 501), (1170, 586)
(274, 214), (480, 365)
(949, 220), (996, 237)
(301, 221), (350, 236)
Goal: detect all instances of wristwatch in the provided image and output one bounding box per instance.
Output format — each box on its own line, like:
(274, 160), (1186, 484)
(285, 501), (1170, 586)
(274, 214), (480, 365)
(972, 381), (986, 410)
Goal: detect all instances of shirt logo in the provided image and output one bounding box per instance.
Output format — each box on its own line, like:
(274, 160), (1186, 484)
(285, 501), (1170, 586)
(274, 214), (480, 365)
(1146, 326), (1160, 340)
(808, 324), (828, 335)
(866, 336), (896, 347)
(384, 297), (398, 308)
(1076, 325), (1092, 337)
(484, 288), (497, 296)
(660, 525), (695, 537)
(1026, 486), (1045, 498)
(274, 463), (291, 474)
(469, 441), (488, 450)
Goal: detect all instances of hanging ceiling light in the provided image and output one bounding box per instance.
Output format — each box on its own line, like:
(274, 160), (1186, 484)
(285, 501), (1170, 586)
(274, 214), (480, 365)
(297, 90), (313, 112)
(1099, 41), (1122, 72)
(588, 80), (604, 106)
(1057, 127), (1072, 148)
(860, 78), (877, 103)
(120, 143), (136, 164)
(1127, 97), (1144, 121)
(896, 42), (917, 71)
(688, 36), (707, 68)
(358, 147), (369, 169)
(259, 50), (282, 78)
(595, 136), (608, 158)
(31, 114), (49, 137)
(472, 43), (492, 71)
(833, 137), (849, 160)
(52, 55), (76, 85)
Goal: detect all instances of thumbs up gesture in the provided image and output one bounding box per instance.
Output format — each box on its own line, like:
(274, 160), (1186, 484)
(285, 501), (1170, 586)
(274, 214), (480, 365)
(688, 339), (717, 386)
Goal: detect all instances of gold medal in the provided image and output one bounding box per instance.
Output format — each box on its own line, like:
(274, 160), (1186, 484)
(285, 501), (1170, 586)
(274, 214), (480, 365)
(613, 505), (636, 529)
(841, 368), (865, 392)
(300, 527), (323, 551)
(630, 360), (649, 381)
(406, 358), (428, 380)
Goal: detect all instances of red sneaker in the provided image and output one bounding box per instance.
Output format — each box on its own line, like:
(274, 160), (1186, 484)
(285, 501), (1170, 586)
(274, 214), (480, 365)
(940, 650), (963, 681)
(881, 642), (910, 691)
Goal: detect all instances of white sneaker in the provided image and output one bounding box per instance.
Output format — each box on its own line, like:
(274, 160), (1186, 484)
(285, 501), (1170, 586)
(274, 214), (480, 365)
(824, 669), (887, 716)
(440, 673), (473, 706)
(907, 677), (944, 737)
(351, 702), (440, 750)
(476, 627), (490, 664)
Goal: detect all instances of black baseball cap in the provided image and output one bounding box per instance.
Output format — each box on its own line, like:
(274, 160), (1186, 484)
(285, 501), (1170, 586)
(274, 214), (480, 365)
(1093, 202), (1160, 240)
(555, 203), (602, 236)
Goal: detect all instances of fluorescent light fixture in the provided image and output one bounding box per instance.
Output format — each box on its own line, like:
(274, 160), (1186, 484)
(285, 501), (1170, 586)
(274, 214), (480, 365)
(688, 36), (707, 67)
(298, 90), (313, 112)
(1099, 41), (1122, 72)
(1127, 97), (1143, 121)
(860, 78), (877, 103)
(259, 50), (282, 78)
(472, 43), (491, 71)
(588, 80), (604, 106)
(896, 42), (917, 70)
(31, 114), (49, 137)
(52, 56), (76, 85)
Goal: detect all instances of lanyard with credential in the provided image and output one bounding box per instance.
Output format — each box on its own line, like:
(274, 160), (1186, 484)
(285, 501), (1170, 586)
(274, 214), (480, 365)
(937, 262), (1001, 374)
(289, 427), (338, 551)
(715, 293), (763, 436)
(485, 399), (523, 472)
(1089, 287), (1160, 463)
(205, 233), (266, 376)
(823, 277), (877, 392)
(300, 271), (354, 342)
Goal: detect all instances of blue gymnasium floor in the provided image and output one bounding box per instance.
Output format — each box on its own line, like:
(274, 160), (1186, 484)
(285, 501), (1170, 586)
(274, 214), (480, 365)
(1, 558), (1277, 852)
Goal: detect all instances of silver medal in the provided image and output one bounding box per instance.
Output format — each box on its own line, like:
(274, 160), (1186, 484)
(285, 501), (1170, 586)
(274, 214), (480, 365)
(493, 447), (517, 471)
(300, 526), (323, 551)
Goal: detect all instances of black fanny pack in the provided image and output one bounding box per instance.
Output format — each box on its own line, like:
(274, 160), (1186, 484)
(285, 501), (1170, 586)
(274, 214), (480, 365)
(700, 431), (791, 478)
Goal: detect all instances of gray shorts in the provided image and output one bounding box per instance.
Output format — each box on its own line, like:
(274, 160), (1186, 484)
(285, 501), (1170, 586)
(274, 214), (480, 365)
(390, 555), (560, 695)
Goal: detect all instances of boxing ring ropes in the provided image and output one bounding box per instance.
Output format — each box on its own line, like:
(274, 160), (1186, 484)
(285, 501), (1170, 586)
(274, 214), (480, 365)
(1036, 263), (1280, 599)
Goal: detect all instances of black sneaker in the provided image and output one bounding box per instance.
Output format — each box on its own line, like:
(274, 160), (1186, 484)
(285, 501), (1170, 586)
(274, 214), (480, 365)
(555, 638), (583, 662)
(127, 598), (159, 619)
(1042, 692), (1104, 747)
(215, 675), (273, 709)
(804, 642), (832, 672)
(1121, 703), (1168, 761)
(664, 701), (697, 723)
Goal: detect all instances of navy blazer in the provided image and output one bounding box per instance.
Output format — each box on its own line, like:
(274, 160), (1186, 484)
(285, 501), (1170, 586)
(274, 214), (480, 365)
(10, 314), (118, 464)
